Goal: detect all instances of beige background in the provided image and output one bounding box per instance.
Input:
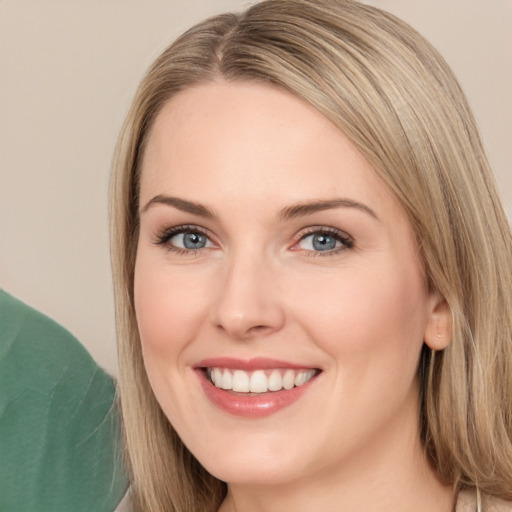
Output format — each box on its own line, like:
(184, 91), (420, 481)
(1, 1), (510, 376)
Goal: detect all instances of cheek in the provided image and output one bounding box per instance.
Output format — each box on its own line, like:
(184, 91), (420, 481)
(133, 255), (212, 359)
(133, 254), (217, 423)
(289, 260), (428, 369)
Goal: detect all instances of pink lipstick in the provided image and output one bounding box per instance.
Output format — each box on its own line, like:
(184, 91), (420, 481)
(194, 358), (320, 418)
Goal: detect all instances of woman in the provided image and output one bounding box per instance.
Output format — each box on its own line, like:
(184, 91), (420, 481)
(109, 1), (512, 511)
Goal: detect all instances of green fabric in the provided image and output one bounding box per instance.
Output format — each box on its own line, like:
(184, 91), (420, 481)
(0, 290), (128, 512)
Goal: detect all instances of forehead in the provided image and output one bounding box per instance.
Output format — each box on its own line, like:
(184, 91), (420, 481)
(140, 81), (398, 220)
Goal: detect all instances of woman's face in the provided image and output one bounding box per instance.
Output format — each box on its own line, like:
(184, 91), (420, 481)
(134, 81), (446, 486)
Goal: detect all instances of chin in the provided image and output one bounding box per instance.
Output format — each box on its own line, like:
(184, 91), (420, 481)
(203, 457), (296, 487)
(185, 432), (303, 486)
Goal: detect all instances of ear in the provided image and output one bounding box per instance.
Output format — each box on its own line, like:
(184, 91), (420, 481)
(423, 293), (452, 351)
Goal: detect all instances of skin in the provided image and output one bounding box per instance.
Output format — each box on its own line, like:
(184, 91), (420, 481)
(134, 81), (452, 512)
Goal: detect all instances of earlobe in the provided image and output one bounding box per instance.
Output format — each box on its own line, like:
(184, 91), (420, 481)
(424, 295), (452, 351)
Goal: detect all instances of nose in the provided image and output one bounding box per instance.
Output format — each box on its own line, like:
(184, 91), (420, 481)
(211, 253), (285, 341)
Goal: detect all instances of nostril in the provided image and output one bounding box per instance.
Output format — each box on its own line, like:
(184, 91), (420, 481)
(215, 322), (275, 340)
(248, 324), (274, 335)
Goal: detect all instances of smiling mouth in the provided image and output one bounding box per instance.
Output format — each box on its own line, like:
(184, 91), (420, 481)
(205, 367), (319, 394)
(195, 359), (322, 417)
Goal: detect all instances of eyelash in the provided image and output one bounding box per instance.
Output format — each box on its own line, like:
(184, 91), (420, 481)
(153, 224), (213, 256)
(293, 227), (354, 257)
(153, 225), (354, 256)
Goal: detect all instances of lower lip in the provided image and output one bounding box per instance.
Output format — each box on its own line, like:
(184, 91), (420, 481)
(196, 369), (318, 418)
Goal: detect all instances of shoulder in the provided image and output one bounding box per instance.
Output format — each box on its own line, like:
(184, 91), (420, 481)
(456, 489), (512, 512)
(0, 289), (128, 512)
(0, 288), (95, 370)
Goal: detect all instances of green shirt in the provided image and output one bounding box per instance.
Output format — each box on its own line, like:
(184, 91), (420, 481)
(0, 290), (128, 512)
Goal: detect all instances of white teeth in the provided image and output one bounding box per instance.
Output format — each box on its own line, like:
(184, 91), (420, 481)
(295, 369), (315, 386)
(268, 369), (282, 391)
(282, 370), (295, 390)
(213, 368), (223, 387)
(220, 369), (232, 390)
(232, 370), (250, 392)
(295, 371), (307, 387)
(249, 370), (268, 393)
(207, 367), (317, 393)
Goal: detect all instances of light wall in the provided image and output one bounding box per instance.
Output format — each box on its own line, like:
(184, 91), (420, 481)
(1, 1), (510, 375)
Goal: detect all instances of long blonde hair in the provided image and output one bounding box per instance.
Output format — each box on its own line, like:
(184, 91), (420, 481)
(110, 1), (512, 510)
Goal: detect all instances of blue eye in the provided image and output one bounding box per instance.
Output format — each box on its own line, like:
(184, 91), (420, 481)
(170, 231), (211, 250)
(155, 226), (214, 253)
(176, 232), (205, 249)
(300, 233), (340, 251)
(297, 229), (353, 253)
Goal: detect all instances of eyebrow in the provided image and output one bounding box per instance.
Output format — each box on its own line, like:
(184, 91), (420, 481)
(279, 198), (379, 221)
(141, 195), (214, 218)
(141, 194), (378, 222)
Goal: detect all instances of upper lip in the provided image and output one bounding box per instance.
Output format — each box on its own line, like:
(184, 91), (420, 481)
(194, 357), (318, 371)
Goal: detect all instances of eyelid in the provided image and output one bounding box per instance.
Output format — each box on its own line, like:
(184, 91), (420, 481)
(290, 226), (354, 255)
(152, 224), (353, 256)
(153, 224), (216, 251)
